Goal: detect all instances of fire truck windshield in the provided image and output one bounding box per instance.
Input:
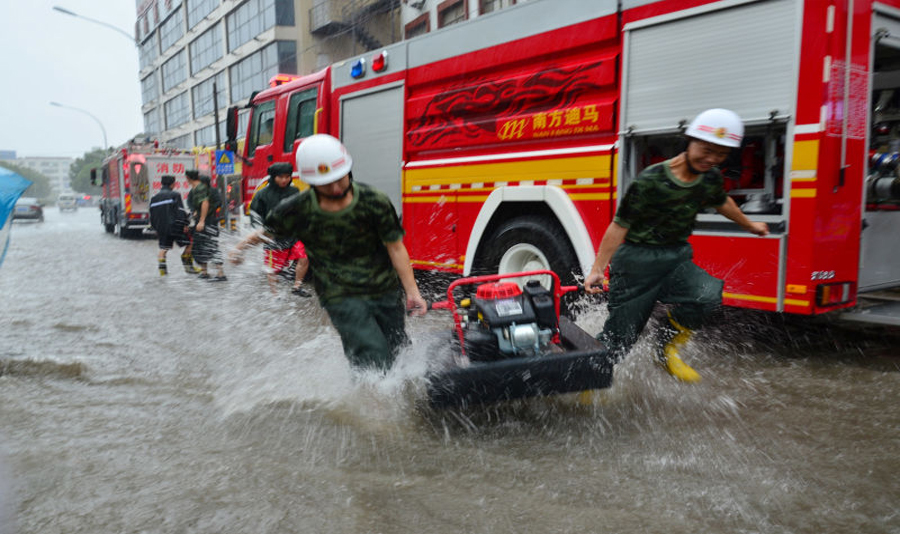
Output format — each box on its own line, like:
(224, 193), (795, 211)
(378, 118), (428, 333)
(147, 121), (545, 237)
(248, 101), (276, 157)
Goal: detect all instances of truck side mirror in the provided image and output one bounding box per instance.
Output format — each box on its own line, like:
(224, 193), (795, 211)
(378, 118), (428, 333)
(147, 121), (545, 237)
(90, 168), (97, 186)
(225, 106), (239, 149)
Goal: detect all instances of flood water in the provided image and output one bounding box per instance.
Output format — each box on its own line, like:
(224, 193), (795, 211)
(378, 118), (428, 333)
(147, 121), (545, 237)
(1, 207), (899, 534)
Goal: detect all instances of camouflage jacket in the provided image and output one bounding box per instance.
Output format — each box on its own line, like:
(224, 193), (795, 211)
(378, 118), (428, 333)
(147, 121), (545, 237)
(187, 182), (221, 227)
(614, 159), (728, 246)
(264, 182), (404, 305)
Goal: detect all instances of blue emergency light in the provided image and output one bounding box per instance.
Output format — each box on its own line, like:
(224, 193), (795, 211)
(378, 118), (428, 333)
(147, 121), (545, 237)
(350, 58), (366, 79)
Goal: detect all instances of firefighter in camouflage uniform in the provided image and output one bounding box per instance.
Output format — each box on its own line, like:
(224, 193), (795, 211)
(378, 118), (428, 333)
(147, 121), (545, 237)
(230, 134), (427, 371)
(249, 162), (310, 295)
(585, 109), (769, 382)
(186, 170), (226, 281)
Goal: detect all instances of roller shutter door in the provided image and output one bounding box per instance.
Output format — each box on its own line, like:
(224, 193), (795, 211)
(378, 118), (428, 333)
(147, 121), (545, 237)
(622, 0), (800, 133)
(340, 85), (405, 213)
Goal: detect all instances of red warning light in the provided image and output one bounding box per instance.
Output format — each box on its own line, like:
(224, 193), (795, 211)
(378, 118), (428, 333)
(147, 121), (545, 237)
(372, 51), (388, 73)
(269, 73), (300, 87)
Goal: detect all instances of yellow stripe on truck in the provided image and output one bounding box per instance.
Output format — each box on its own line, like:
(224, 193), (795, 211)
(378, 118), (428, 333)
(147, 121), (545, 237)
(791, 140), (819, 172)
(403, 154), (612, 192)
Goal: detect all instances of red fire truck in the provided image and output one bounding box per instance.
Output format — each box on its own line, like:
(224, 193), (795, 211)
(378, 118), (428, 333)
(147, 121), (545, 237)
(94, 139), (197, 238)
(227, 0), (900, 323)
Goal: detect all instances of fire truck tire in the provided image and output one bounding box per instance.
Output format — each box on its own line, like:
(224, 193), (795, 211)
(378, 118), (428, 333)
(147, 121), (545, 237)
(114, 220), (128, 239)
(476, 216), (580, 286)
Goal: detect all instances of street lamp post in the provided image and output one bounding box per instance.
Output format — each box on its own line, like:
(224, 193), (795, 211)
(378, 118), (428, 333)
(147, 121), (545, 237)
(52, 5), (138, 154)
(50, 102), (108, 151)
(52, 6), (138, 46)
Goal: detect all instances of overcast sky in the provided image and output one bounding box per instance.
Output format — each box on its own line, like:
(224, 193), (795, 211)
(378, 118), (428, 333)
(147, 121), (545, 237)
(0, 0), (143, 158)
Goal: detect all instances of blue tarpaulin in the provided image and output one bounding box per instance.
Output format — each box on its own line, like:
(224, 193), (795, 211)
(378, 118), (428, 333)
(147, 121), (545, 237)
(0, 166), (33, 267)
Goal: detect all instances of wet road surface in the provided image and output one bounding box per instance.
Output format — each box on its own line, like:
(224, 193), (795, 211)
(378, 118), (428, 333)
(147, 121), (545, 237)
(1, 207), (899, 534)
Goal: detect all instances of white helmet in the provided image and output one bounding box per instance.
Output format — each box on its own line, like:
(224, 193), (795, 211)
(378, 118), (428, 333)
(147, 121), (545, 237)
(685, 108), (744, 148)
(295, 134), (353, 186)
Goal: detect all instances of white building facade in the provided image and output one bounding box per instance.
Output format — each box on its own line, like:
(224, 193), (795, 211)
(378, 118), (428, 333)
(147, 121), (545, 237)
(399, 0), (524, 38)
(135, 0), (402, 149)
(10, 157), (75, 195)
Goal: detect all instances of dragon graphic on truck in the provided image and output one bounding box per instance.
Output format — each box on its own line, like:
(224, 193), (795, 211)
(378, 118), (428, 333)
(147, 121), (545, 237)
(407, 59), (615, 151)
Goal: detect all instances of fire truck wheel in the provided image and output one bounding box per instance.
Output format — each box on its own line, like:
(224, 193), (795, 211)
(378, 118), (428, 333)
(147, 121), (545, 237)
(476, 216), (580, 288)
(114, 220), (128, 239)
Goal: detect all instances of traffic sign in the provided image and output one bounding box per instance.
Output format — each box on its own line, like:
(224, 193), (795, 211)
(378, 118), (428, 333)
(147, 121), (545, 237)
(215, 150), (235, 175)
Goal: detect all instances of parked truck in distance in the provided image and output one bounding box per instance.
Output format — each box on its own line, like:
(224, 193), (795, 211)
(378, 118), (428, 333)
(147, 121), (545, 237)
(92, 139), (196, 238)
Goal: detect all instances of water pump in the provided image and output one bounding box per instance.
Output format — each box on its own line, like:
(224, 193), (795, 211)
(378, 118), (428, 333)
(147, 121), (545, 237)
(460, 279), (558, 360)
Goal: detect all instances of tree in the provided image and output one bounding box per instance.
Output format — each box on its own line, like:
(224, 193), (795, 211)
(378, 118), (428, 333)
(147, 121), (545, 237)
(69, 148), (107, 196)
(0, 161), (52, 200)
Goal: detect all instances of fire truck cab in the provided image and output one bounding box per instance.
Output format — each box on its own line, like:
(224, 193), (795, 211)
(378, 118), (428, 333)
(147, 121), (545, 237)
(230, 0), (900, 324)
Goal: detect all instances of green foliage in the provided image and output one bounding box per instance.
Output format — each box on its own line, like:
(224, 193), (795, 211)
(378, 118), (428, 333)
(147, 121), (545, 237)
(69, 148), (107, 196)
(0, 161), (52, 200)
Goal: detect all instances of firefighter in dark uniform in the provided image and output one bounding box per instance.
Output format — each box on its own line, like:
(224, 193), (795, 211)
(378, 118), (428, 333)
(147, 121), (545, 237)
(149, 174), (199, 276)
(584, 108), (769, 382)
(249, 162), (310, 295)
(229, 134), (427, 371)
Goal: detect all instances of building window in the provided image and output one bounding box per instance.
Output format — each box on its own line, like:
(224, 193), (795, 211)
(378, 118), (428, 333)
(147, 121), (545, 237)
(144, 108), (161, 136)
(229, 41), (296, 103)
(192, 72), (228, 119)
(162, 50), (188, 92)
(194, 122), (226, 148)
(190, 22), (223, 75)
(275, 41), (296, 75)
(405, 13), (430, 39)
(164, 92), (191, 129)
(168, 133), (193, 150)
(141, 72), (159, 106)
(437, 0), (467, 28)
(274, 0), (295, 26)
(187, 0), (219, 29)
(480, 0), (514, 14)
(226, 0), (276, 53)
(139, 35), (159, 70)
(159, 7), (185, 53)
(135, 13), (147, 42)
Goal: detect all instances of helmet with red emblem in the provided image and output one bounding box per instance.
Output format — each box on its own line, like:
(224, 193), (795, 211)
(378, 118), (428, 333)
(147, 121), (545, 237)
(295, 134), (353, 186)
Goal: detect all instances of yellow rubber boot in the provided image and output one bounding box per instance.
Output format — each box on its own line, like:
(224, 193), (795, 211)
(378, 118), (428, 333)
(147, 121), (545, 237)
(659, 313), (701, 383)
(158, 259), (167, 276)
(576, 390), (595, 406)
(181, 253), (202, 274)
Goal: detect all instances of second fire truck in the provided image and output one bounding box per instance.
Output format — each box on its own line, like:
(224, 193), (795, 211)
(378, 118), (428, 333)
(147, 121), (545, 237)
(94, 139), (197, 238)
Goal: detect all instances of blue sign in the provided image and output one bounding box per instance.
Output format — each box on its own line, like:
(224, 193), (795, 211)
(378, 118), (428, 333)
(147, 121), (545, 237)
(215, 150), (235, 175)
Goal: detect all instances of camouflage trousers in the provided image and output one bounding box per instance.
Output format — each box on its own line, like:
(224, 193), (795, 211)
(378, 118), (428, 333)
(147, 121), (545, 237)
(323, 289), (409, 371)
(597, 242), (723, 361)
(191, 225), (222, 265)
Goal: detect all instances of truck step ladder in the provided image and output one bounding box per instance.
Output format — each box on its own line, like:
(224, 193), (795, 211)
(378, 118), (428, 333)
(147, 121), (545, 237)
(840, 290), (900, 327)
